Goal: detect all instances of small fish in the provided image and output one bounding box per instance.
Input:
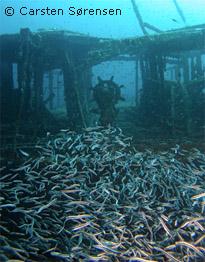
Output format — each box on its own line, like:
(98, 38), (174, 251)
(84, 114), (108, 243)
(154, 247), (181, 262)
(175, 241), (204, 256)
(72, 222), (91, 231)
(85, 255), (108, 261)
(12, 164), (31, 172)
(61, 189), (81, 194)
(180, 217), (205, 229)
(0, 166), (6, 172)
(66, 214), (93, 220)
(66, 201), (90, 206)
(50, 252), (70, 259)
(126, 257), (157, 262)
(18, 149), (29, 157)
(159, 218), (173, 238)
(0, 204), (16, 209)
(0, 225), (10, 233)
(36, 198), (57, 214)
(191, 192), (205, 200)
(94, 244), (121, 254)
(42, 245), (58, 254)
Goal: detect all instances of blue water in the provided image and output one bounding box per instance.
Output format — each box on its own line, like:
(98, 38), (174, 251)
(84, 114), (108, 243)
(1, 0), (205, 37)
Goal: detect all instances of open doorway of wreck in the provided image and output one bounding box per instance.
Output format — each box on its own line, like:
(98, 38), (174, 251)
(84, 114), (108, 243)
(0, 26), (205, 149)
(91, 50), (205, 140)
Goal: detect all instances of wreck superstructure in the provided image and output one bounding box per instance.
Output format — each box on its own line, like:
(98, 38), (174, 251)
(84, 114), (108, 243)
(0, 24), (205, 147)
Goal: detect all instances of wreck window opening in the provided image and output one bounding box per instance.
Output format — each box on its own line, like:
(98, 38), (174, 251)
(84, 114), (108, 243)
(202, 54), (205, 67)
(164, 64), (174, 80)
(43, 69), (65, 113)
(92, 60), (136, 107)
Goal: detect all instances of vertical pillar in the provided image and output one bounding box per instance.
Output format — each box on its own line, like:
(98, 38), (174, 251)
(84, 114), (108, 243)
(82, 68), (92, 126)
(190, 56), (196, 80)
(56, 72), (60, 109)
(170, 83), (176, 137)
(135, 59), (139, 107)
(48, 70), (54, 110)
(196, 53), (203, 77)
(33, 63), (44, 113)
(63, 62), (80, 129)
(182, 55), (189, 83)
(18, 28), (32, 119)
(0, 61), (13, 122)
(182, 55), (191, 135)
(63, 52), (87, 130)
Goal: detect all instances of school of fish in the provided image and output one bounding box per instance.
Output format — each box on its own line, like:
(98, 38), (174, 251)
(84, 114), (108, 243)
(0, 126), (205, 261)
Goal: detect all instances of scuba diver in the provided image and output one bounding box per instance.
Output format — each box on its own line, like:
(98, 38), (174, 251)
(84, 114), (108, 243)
(91, 76), (125, 126)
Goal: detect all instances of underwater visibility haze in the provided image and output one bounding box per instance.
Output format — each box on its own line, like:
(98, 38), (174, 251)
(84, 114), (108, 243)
(0, 0), (205, 261)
